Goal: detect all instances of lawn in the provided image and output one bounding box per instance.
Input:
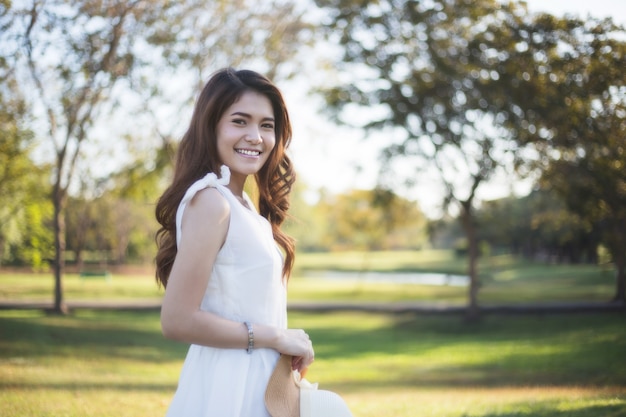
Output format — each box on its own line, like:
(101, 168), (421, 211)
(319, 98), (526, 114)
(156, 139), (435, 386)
(293, 250), (617, 304)
(0, 250), (618, 305)
(0, 310), (624, 416)
(0, 250), (624, 416)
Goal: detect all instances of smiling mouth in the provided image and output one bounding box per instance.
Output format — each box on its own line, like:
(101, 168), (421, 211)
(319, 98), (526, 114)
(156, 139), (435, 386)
(236, 149), (261, 156)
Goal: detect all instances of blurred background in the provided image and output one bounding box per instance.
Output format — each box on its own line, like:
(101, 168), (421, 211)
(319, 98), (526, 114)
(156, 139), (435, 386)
(1, 1), (625, 416)
(1, 0), (625, 308)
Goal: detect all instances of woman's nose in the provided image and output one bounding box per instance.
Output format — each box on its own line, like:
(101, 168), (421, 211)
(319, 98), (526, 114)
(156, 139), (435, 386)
(244, 128), (263, 144)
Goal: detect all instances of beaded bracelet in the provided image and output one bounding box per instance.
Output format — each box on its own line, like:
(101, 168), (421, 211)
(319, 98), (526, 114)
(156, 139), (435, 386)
(244, 321), (254, 354)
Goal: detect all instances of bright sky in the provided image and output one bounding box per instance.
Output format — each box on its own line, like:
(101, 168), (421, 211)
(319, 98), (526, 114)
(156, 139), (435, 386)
(286, 0), (626, 217)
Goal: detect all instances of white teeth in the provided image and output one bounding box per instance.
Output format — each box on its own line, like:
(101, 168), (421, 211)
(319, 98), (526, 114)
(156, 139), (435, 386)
(236, 149), (260, 156)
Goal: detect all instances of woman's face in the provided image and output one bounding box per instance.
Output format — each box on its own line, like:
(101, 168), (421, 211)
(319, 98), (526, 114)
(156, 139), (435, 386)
(216, 90), (276, 181)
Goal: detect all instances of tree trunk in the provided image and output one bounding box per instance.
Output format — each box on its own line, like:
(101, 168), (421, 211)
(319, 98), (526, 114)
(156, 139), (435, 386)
(460, 201), (480, 321)
(613, 253), (625, 304)
(606, 223), (626, 304)
(52, 181), (69, 314)
(76, 248), (84, 272)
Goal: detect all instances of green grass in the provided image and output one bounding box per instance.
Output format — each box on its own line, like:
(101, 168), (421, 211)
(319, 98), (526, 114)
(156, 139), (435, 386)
(0, 250), (617, 305)
(291, 250), (616, 304)
(0, 310), (624, 417)
(0, 272), (163, 302)
(0, 309), (180, 417)
(0, 250), (623, 415)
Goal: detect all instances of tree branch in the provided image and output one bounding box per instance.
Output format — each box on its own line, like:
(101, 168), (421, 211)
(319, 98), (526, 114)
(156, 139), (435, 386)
(24, 0), (60, 152)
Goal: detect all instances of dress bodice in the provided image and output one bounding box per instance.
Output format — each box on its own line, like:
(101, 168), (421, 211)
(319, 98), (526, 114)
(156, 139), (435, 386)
(175, 166), (287, 327)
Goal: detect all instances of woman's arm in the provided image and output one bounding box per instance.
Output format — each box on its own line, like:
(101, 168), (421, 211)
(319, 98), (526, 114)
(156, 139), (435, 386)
(160, 187), (314, 370)
(160, 187), (233, 346)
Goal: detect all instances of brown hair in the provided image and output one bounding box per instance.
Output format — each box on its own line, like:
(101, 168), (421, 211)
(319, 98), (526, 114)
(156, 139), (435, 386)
(155, 68), (296, 287)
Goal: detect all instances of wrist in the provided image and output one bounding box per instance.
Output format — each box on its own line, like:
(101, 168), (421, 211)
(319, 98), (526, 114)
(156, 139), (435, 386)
(248, 323), (281, 350)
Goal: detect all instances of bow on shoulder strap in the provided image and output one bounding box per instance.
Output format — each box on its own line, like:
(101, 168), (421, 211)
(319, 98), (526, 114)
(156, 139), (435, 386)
(175, 165), (231, 248)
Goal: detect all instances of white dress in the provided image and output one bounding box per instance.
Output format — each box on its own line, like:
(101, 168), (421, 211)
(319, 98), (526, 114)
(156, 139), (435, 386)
(166, 166), (287, 417)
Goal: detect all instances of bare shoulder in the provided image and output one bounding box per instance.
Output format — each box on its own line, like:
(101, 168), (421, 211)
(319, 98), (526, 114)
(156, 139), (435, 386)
(184, 187), (230, 226)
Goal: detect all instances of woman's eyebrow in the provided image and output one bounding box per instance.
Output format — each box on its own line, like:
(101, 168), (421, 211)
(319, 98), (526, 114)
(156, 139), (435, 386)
(230, 111), (275, 122)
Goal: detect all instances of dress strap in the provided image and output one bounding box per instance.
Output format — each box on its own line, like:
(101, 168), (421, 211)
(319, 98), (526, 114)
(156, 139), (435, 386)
(175, 165), (231, 248)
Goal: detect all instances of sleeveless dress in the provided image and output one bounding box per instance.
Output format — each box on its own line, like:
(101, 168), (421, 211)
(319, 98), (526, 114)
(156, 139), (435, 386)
(165, 166), (287, 417)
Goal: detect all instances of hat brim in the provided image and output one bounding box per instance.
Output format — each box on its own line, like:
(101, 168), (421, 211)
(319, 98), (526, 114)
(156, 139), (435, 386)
(265, 354), (300, 417)
(300, 388), (354, 417)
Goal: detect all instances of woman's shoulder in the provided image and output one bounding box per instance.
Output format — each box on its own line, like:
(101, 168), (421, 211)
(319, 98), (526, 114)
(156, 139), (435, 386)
(177, 167), (231, 217)
(186, 186), (230, 222)
(175, 186), (231, 250)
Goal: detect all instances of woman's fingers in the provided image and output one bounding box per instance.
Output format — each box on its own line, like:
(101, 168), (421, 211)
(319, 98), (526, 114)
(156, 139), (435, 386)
(277, 328), (315, 372)
(292, 351), (314, 374)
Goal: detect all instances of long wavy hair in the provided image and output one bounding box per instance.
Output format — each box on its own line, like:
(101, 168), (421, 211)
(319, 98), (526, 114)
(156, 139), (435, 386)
(155, 68), (296, 287)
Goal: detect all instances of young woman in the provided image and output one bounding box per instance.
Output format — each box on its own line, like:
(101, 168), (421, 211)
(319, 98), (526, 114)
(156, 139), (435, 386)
(155, 68), (314, 416)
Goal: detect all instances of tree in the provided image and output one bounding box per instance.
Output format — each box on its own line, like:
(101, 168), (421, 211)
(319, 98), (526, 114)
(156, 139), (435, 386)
(0, 66), (28, 263)
(312, 0), (626, 317)
(288, 187), (427, 252)
(313, 0), (523, 318)
(3, 0), (311, 313)
(282, 180), (330, 252)
(477, 190), (600, 263)
(540, 106), (626, 301)
(476, 10), (626, 301)
(3, 0), (181, 313)
(0, 35), (52, 269)
(321, 188), (427, 251)
(283, 180), (428, 252)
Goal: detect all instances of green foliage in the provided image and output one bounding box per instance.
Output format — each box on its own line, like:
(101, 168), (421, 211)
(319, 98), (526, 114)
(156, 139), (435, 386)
(14, 202), (54, 270)
(65, 194), (156, 265)
(0, 58), (53, 269)
(0, 0), (313, 309)
(539, 100), (626, 299)
(477, 3), (626, 298)
(477, 190), (600, 263)
(286, 185), (428, 251)
(312, 0), (626, 304)
(314, 0), (540, 192)
(0, 183), (53, 269)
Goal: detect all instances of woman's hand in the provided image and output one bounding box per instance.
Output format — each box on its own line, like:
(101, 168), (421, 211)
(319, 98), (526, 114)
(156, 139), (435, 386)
(274, 328), (315, 373)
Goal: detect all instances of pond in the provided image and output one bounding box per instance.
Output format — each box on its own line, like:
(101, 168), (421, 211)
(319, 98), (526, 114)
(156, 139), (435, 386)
(306, 270), (469, 287)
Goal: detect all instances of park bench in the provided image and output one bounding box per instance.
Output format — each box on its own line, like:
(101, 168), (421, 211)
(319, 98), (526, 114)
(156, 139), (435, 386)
(79, 270), (112, 281)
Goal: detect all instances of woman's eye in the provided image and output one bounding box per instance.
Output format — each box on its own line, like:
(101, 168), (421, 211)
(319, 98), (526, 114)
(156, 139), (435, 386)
(232, 119), (246, 125)
(262, 123), (275, 129)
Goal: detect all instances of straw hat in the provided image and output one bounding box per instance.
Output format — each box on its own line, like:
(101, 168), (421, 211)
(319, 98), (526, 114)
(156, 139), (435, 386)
(265, 355), (353, 417)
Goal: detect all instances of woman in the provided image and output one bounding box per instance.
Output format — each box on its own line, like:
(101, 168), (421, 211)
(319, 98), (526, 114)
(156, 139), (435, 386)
(155, 68), (314, 416)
